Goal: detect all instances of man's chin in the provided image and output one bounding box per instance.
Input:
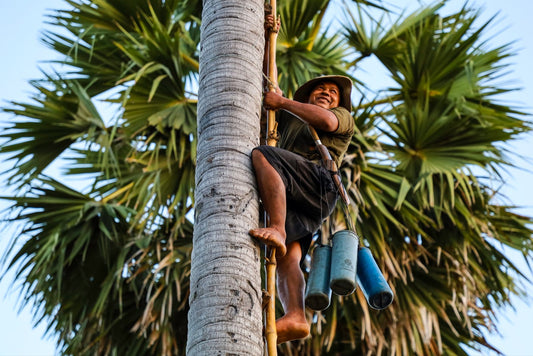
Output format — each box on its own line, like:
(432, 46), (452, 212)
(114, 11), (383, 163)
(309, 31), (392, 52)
(312, 100), (330, 109)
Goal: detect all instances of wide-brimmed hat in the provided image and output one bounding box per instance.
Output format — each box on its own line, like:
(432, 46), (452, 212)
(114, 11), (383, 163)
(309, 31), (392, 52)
(293, 75), (352, 111)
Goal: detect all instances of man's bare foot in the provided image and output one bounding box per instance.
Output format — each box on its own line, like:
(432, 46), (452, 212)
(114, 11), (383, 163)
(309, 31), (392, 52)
(249, 227), (287, 257)
(275, 314), (310, 344)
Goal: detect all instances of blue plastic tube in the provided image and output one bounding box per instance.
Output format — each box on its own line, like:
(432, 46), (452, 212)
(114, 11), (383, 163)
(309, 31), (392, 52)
(356, 246), (394, 310)
(305, 244), (332, 311)
(329, 230), (359, 296)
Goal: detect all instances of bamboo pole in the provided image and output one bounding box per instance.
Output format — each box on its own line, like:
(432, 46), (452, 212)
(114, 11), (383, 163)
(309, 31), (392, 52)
(266, 0), (279, 147)
(264, 248), (277, 355)
(264, 0), (279, 354)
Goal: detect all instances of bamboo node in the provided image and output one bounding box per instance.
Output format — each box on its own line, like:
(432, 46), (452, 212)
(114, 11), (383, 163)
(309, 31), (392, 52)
(267, 129), (280, 142)
(262, 289), (272, 310)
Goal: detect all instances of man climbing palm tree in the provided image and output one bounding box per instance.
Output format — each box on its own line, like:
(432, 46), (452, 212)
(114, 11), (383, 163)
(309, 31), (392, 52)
(249, 14), (354, 344)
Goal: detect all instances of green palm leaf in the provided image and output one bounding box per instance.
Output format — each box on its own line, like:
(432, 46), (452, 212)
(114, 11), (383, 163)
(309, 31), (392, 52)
(1, 78), (107, 184)
(1, 1), (532, 355)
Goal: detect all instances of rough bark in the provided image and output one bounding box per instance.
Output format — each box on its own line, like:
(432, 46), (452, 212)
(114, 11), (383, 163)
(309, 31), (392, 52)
(187, 1), (265, 354)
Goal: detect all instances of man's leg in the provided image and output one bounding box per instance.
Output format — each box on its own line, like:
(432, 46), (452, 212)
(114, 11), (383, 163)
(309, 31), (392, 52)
(249, 149), (287, 257)
(250, 149), (310, 342)
(276, 241), (310, 343)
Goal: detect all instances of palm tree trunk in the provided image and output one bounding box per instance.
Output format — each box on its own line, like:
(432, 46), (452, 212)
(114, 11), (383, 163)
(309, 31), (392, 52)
(186, 1), (265, 354)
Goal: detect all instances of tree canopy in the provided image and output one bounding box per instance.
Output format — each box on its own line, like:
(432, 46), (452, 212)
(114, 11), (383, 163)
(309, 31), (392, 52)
(1, 0), (532, 355)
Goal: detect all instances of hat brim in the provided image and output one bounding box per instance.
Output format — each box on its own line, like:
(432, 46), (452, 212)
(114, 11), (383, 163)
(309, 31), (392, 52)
(293, 75), (352, 112)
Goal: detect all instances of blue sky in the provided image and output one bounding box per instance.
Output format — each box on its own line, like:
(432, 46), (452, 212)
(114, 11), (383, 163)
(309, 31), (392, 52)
(0, 1), (532, 355)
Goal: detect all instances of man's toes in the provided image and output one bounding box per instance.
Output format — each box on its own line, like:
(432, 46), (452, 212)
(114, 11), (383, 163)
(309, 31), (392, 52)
(249, 228), (264, 238)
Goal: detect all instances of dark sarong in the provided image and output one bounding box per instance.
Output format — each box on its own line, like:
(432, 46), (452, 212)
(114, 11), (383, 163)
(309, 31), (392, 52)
(253, 146), (338, 256)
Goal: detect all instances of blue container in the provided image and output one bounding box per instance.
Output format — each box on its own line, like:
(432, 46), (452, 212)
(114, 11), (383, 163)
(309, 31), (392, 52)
(357, 246), (394, 310)
(305, 245), (332, 311)
(329, 230), (359, 296)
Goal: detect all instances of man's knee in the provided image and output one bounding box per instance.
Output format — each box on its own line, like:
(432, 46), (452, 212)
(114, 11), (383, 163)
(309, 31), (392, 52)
(251, 148), (268, 169)
(251, 147), (263, 159)
(278, 242), (303, 270)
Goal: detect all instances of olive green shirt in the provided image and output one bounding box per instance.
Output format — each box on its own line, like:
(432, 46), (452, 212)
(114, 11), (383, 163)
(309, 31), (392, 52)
(277, 106), (354, 168)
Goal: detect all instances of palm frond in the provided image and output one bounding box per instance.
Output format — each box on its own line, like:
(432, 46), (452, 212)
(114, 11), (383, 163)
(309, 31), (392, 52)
(1, 78), (107, 185)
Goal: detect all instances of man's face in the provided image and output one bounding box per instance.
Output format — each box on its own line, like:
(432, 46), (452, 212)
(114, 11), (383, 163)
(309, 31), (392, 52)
(308, 81), (341, 110)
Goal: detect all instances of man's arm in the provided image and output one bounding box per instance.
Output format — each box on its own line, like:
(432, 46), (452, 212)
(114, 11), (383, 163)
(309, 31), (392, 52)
(262, 12), (337, 132)
(263, 91), (339, 132)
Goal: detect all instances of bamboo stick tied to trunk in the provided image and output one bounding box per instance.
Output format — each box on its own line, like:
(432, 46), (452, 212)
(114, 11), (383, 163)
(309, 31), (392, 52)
(265, 2), (280, 147)
(264, 0), (279, 354)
